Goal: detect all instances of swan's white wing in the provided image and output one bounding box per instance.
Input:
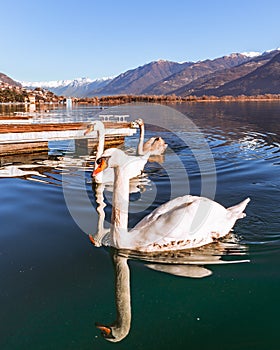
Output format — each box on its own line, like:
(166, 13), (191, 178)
(127, 197), (236, 251)
(123, 153), (149, 179)
(133, 195), (198, 229)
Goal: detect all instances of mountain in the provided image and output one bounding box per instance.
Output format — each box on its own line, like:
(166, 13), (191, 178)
(0, 73), (62, 103)
(143, 53), (256, 95)
(21, 77), (113, 97)
(203, 51), (280, 96)
(12, 48), (280, 98)
(0, 73), (22, 87)
(173, 50), (280, 96)
(93, 60), (192, 96)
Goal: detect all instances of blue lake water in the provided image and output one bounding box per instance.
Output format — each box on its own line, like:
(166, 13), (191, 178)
(0, 102), (279, 349)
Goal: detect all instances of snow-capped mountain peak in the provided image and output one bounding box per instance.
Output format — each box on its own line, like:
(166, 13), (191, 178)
(21, 76), (113, 97)
(21, 77), (94, 89)
(241, 51), (262, 58)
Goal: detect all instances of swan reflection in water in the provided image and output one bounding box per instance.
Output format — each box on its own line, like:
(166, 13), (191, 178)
(94, 241), (249, 343)
(90, 183), (249, 342)
(90, 176), (151, 247)
(89, 147), (250, 342)
(95, 251), (131, 342)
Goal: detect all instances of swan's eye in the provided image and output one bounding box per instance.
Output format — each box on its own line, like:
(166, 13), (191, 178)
(96, 158), (102, 165)
(96, 156), (110, 165)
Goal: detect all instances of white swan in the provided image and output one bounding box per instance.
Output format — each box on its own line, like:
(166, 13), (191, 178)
(93, 149), (250, 252)
(84, 121), (107, 182)
(84, 121), (105, 159)
(131, 118), (168, 156)
(84, 121), (149, 183)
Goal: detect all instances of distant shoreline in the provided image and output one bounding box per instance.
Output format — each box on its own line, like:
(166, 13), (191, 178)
(74, 94), (280, 105)
(1, 94), (280, 107)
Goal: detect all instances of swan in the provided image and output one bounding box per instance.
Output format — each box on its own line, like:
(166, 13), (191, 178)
(93, 149), (250, 252)
(84, 121), (149, 183)
(131, 118), (168, 156)
(84, 121), (106, 181)
(84, 121), (105, 160)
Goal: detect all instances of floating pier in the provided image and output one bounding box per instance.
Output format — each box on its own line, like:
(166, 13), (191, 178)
(0, 115), (136, 157)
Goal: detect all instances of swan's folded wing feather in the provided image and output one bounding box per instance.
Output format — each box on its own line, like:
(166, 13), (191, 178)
(128, 197), (233, 250)
(133, 195), (198, 230)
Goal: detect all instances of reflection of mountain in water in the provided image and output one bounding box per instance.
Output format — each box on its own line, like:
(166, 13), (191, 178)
(175, 102), (280, 139)
(173, 103), (280, 166)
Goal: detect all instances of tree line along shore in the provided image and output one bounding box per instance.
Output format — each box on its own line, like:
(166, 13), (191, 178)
(1, 87), (280, 105)
(74, 94), (280, 105)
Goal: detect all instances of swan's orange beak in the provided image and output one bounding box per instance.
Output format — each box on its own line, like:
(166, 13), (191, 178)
(96, 324), (112, 337)
(89, 234), (96, 245)
(84, 126), (92, 136)
(130, 121), (139, 128)
(92, 158), (107, 177)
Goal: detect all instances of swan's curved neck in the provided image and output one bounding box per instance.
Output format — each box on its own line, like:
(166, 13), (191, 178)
(111, 166), (130, 248)
(95, 128), (105, 168)
(137, 124), (145, 155)
(111, 253), (131, 340)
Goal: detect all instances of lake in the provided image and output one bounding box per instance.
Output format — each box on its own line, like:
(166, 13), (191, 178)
(0, 102), (279, 350)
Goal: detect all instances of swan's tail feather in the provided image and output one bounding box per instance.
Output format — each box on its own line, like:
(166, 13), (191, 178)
(227, 198), (250, 219)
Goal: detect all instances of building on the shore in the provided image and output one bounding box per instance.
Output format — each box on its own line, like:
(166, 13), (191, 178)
(28, 95), (36, 104)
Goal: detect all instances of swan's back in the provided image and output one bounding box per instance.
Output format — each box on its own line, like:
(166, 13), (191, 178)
(143, 137), (167, 155)
(123, 196), (249, 252)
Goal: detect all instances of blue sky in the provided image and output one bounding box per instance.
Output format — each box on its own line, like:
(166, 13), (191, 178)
(1, 0), (280, 82)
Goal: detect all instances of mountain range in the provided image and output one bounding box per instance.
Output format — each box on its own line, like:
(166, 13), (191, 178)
(2, 49), (280, 97)
(172, 50), (280, 96)
(21, 77), (113, 97)
(0, 73), (22, 88)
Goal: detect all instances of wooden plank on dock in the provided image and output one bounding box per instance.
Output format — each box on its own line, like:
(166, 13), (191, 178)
(0, 121), (131, 134)
(0, 120), (136, 156)
(0, 142), (49, 156)
(0, 115), (31, 120)
(0, 122), (135, 144)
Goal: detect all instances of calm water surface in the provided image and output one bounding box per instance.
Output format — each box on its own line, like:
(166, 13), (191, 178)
(0, 102), (279, 350)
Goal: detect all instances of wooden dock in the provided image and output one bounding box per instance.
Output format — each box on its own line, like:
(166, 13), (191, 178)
(0, 119), (136, 156)
(0, 115), (31, 121)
